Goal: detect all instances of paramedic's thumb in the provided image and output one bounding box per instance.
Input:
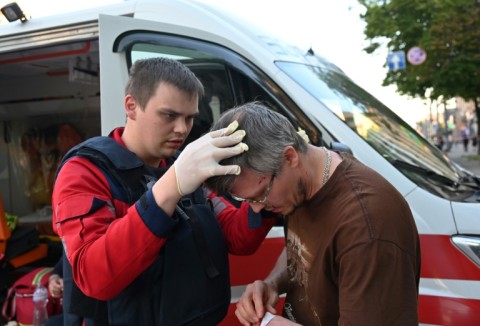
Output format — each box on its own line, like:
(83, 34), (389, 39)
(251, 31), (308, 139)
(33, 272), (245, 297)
(174, 125), (248, 196)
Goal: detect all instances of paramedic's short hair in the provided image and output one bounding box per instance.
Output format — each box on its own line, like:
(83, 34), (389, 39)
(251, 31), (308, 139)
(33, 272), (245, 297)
(204, 102), (308, 195)
(125, 57), (204, 109)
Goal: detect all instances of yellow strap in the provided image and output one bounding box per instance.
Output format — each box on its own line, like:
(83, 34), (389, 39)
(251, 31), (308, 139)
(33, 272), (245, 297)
(31, 267), (53, 285)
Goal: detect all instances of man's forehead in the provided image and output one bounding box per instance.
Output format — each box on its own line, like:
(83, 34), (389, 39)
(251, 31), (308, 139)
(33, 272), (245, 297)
(157, 81), (199, 98)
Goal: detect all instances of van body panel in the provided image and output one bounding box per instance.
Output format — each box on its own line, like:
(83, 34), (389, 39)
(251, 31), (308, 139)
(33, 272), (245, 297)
(452, 202), (480, 233)
(405, 188), (457, 235)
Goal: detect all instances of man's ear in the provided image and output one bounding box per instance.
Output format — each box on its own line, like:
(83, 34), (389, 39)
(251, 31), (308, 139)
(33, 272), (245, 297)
(284, 146), (299, 168)
(125, 95), (137, 120)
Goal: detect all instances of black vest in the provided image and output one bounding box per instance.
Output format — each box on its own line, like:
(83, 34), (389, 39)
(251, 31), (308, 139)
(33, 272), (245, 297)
(57, 136), (230, 325)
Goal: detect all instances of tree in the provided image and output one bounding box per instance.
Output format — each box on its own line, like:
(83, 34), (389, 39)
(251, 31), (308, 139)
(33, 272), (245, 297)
(358, 0), (480, 154)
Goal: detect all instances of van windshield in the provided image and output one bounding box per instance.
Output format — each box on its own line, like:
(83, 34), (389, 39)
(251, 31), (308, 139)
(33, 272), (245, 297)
(276, 61), (475, 198)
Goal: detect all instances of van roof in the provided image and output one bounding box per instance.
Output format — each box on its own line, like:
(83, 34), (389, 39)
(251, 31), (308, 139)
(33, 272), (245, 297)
(0, 1), (136, 37)
(0, 0), (342, 71)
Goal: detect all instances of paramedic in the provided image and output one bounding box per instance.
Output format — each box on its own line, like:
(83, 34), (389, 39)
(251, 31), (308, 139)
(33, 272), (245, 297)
(52, 58), (276, 325)
(205, 102), (421, 326)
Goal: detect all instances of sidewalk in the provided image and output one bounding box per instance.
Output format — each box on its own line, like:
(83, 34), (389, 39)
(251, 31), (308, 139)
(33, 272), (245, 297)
(445, 142), (480, 176)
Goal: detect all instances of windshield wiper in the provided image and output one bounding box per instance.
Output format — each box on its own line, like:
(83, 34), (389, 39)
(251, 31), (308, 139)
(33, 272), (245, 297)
(393, 159), (460, 188)
(458, 174), (480, 187)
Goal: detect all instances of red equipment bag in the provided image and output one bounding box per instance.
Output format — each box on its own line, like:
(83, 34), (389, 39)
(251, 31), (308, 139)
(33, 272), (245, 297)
(2, 267), (63, 325)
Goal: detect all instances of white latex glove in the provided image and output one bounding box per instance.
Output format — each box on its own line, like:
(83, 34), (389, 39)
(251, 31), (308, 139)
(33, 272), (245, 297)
(174, 120), (248, 196)
(297, 127), (310, 143)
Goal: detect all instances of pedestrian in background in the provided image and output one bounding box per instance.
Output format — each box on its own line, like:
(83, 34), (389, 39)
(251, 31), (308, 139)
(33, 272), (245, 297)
(461, 124), (470, 152)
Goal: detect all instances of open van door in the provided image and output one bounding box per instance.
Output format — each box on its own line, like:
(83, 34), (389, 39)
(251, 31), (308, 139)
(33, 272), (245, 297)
(98, 14), (134, 135)
(98, 13), (293, 324)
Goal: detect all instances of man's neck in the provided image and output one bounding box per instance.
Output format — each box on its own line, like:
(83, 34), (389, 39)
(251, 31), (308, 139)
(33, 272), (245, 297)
(302, 146), (328, 200)
(304, 145), (343, 200)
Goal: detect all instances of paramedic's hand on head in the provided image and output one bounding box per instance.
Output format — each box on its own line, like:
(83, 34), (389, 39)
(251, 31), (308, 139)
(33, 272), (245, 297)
(235, 280), (279, 326)
(297, 127), (310, 144)
(174, 120), (248, 196)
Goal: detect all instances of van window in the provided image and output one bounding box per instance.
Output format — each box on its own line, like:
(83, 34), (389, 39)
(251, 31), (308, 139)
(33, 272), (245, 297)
(126, 39), (321, 146)
(276, 61), (476, 200)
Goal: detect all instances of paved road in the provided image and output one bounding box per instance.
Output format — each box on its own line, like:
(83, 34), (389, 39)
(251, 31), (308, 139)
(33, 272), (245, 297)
(445, 142), (480, 176)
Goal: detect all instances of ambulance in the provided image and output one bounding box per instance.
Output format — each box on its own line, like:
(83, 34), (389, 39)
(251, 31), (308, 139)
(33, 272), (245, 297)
(0, 0), (479, 324)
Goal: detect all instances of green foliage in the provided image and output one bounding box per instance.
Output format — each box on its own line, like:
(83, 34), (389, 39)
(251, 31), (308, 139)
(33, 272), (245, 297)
(358, 0), (480, 103)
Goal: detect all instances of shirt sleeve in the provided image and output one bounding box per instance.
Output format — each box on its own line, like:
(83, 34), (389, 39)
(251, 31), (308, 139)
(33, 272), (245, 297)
(207, 189), (277, 255)
(52, 157), (175, 300)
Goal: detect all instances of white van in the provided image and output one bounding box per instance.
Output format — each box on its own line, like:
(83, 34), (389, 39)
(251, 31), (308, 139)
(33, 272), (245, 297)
(0, 1), (479, 324)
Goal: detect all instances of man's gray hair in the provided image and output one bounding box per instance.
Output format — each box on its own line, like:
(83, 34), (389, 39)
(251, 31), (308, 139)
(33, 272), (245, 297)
(204, 102), (308, 194)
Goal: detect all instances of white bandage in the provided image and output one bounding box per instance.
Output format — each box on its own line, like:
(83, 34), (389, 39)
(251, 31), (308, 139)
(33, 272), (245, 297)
(260, 312), (276, 326)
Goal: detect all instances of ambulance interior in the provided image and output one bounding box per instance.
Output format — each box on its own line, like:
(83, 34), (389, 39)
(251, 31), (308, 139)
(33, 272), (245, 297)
(0, 40), (101, 229)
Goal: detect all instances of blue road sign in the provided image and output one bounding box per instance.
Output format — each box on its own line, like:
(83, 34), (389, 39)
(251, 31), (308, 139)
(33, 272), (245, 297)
(387, 51), (406, 71)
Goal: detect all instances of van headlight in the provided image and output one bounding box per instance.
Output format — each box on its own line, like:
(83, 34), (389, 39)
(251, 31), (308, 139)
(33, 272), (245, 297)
(451, 235), (480, 267)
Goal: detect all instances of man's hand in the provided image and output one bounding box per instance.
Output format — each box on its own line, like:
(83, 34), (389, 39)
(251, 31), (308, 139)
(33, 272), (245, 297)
(48, 274), (63, 298)
(235, 280), (279, 326)
(174, 120), (248, 195)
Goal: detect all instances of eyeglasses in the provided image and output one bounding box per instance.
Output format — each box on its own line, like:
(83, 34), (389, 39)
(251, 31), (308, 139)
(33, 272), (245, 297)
(230, 174), (275, 204)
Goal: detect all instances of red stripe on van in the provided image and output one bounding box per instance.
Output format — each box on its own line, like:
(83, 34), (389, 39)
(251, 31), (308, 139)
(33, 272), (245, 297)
(420, 234), (480, 280)
(229, 237), (284, 286)
(419, 295), (480, 326)
(0, 42), (91, 65)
